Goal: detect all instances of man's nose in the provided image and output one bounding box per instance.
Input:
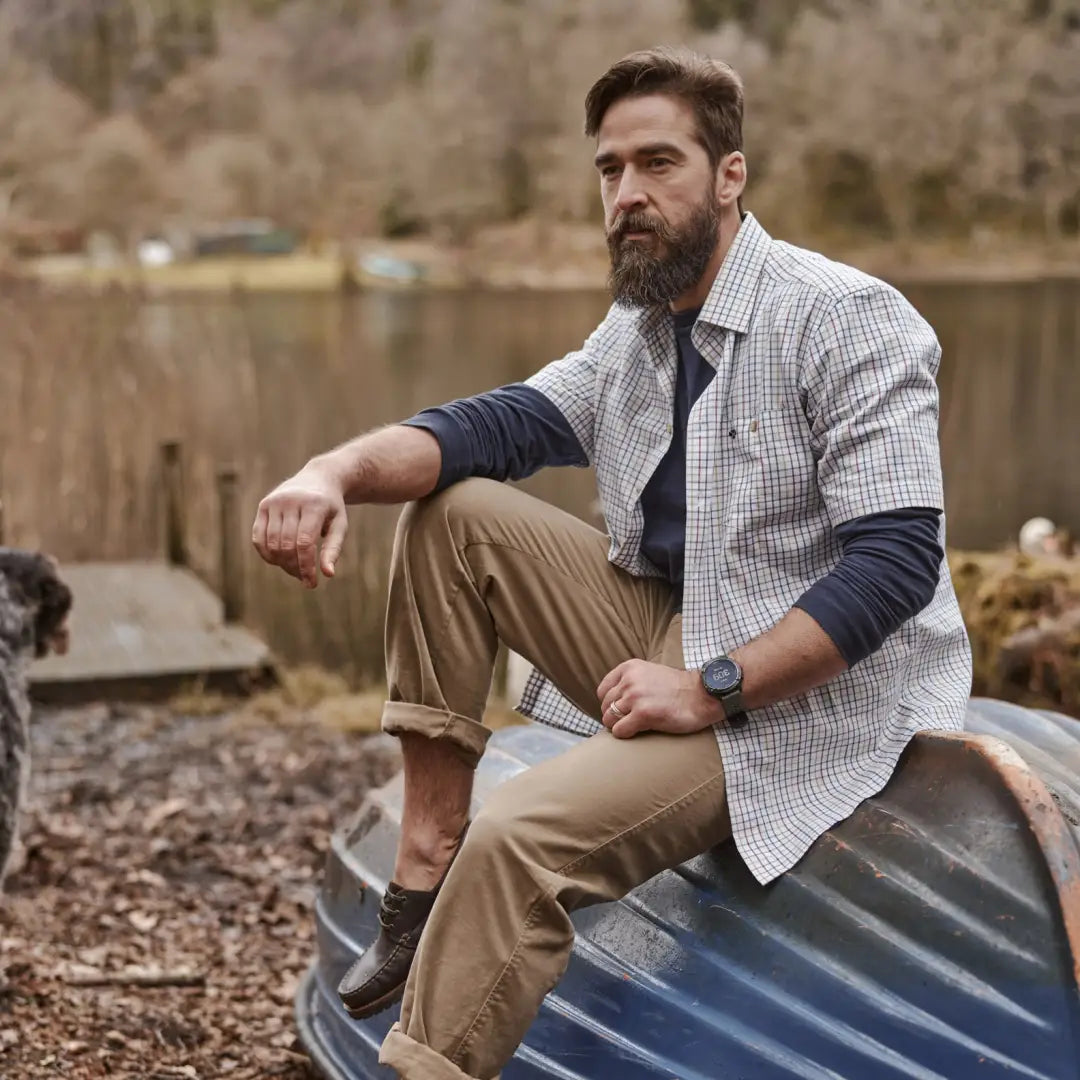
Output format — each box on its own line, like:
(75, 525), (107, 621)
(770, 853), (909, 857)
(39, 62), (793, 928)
(614, 169), (648, 215)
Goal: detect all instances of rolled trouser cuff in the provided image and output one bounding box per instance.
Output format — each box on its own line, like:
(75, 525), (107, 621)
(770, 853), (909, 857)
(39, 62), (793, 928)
(381, 701), (492, 769)
(379, 1022), (496, 1080)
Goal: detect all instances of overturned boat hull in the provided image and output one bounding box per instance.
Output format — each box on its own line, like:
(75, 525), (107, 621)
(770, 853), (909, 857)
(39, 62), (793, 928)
(297, 699), (1080, 1078)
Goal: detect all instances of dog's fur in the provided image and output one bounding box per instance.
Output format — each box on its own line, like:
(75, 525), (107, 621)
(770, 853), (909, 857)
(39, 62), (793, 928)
(0, 549), (72, 888)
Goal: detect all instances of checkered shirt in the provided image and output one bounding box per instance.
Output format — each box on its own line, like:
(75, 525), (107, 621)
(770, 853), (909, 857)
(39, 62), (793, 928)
(519, 213), (973, 885)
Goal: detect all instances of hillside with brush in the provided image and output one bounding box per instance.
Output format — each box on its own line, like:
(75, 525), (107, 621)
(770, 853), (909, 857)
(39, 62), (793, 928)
(0, 0), (1077, 254)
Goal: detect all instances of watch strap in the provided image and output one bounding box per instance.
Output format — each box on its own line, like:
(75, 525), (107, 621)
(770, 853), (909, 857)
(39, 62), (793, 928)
(721, 686), (747, 727)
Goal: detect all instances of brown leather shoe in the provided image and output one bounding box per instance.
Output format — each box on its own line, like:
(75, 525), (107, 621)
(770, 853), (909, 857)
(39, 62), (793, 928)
(337, 827), (467, 1019)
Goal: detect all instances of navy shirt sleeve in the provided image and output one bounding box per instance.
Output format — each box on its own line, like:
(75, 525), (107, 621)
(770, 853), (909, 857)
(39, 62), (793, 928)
(795, 508), (943, 667)
(401, 383), (587, 492)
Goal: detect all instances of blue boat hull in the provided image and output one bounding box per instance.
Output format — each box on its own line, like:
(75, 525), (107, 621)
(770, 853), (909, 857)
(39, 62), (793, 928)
(297, 700), (1080, 1078)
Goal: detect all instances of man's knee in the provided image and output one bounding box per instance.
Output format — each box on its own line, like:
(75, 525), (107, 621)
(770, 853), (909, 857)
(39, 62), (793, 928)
(397, 478), (503, 546)
(464, 776), (558, 873)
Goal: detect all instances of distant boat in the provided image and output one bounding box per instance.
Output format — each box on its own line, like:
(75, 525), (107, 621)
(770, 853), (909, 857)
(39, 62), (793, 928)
(193, 220), (297, 257)
(296, 698), (1080, 1079)
(357, 253), (426, 286)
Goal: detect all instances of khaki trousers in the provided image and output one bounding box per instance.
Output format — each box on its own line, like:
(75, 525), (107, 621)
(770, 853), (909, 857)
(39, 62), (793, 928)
(376, 479), (731, 1080)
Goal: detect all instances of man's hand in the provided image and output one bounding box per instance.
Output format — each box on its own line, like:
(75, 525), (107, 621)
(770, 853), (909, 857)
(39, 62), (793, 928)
(597, 660), (722, 738)
(252, 463), (348, 588)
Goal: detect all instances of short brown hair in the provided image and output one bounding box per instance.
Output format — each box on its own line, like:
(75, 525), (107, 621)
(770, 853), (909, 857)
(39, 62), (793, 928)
(584, 47), (744, 168)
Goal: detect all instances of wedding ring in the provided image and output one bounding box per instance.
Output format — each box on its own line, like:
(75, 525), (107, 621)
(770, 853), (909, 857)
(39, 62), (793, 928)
(608, 702), (625, 719)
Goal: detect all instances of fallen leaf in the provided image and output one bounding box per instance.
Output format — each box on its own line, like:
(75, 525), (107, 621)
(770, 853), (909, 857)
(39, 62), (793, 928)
(129, 910), (159, 933)
(143, 798), (189, 833)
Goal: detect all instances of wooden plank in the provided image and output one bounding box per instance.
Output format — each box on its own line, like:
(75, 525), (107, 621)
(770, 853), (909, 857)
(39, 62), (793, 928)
(28, 562), (273, 692)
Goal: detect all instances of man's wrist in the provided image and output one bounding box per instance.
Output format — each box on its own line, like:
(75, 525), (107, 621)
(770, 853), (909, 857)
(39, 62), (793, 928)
(697, 651), (752, 727)
(306, 449), (355, 499)
(691, 673), (729, 727)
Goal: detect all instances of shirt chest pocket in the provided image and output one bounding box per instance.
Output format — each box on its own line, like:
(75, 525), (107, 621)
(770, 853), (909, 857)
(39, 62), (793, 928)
(725, 406), (818, 529)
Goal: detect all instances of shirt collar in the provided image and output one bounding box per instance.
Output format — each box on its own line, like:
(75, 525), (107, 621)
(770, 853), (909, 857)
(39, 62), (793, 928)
(634, 212), (772, 342)
(697, 212), (772, 333)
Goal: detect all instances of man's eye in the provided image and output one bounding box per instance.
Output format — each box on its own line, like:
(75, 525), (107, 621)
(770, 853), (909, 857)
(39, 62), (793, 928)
(649, 158), (673, 170)
(601, 165), (621, 179)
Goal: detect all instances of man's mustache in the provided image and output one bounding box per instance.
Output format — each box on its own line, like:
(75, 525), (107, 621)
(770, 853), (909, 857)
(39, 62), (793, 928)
(608, 213), (669, 246)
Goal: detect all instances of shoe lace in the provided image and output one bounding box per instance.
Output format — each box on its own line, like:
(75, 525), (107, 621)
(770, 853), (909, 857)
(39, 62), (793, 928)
(378, 889), (407, 930)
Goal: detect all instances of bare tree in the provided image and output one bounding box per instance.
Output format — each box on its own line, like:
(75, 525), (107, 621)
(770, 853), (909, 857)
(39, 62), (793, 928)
(1012, 26), (1080, 242)
(72, 115), (170, 248)
(0, 57), (92, 224)
(0, 0), (1075, 246)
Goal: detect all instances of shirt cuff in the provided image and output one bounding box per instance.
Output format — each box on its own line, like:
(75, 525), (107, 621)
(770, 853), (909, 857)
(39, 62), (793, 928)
(400, 413), (472, 492)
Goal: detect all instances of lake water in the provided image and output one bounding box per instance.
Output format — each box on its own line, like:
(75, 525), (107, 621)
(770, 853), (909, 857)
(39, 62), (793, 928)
(2, 278), (1078, 681)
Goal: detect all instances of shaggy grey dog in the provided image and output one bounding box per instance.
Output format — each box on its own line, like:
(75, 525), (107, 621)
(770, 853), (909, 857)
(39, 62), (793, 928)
(0, 549), (72, 889)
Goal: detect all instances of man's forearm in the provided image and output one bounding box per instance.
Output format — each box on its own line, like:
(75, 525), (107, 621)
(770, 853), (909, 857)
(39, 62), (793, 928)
(728, 510), (940, 715)
(312, 425), (442, 504)
(731, 608), (848, 714)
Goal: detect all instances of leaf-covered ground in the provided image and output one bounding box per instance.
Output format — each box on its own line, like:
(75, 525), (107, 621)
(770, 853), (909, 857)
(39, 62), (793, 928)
(0, 700), (403, 1079)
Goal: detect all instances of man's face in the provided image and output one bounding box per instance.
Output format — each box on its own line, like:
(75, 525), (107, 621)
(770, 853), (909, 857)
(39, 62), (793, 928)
(595, 93), (721, 308)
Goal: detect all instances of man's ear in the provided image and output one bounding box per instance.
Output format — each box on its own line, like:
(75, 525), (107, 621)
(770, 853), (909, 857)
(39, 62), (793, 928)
(715, 151), (747, 209)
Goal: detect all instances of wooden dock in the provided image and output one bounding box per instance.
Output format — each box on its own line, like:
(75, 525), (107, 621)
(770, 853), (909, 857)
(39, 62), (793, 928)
(19, 443), (275, 705)
(29, 561), (275, 704)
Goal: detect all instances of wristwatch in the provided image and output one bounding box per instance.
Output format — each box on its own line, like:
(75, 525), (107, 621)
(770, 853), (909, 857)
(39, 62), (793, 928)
(701, 655), (747, 727)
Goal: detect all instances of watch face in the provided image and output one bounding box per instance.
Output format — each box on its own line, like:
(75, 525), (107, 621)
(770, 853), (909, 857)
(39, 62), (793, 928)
(703, 657), (740, 693)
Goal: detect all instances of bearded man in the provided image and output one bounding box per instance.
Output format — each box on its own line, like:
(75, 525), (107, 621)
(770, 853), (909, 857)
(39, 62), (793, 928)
(252, 47), (972, 1080)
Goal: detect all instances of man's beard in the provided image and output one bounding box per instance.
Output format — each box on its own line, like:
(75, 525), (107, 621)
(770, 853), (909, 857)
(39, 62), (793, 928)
(606, 195), (720, 309)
